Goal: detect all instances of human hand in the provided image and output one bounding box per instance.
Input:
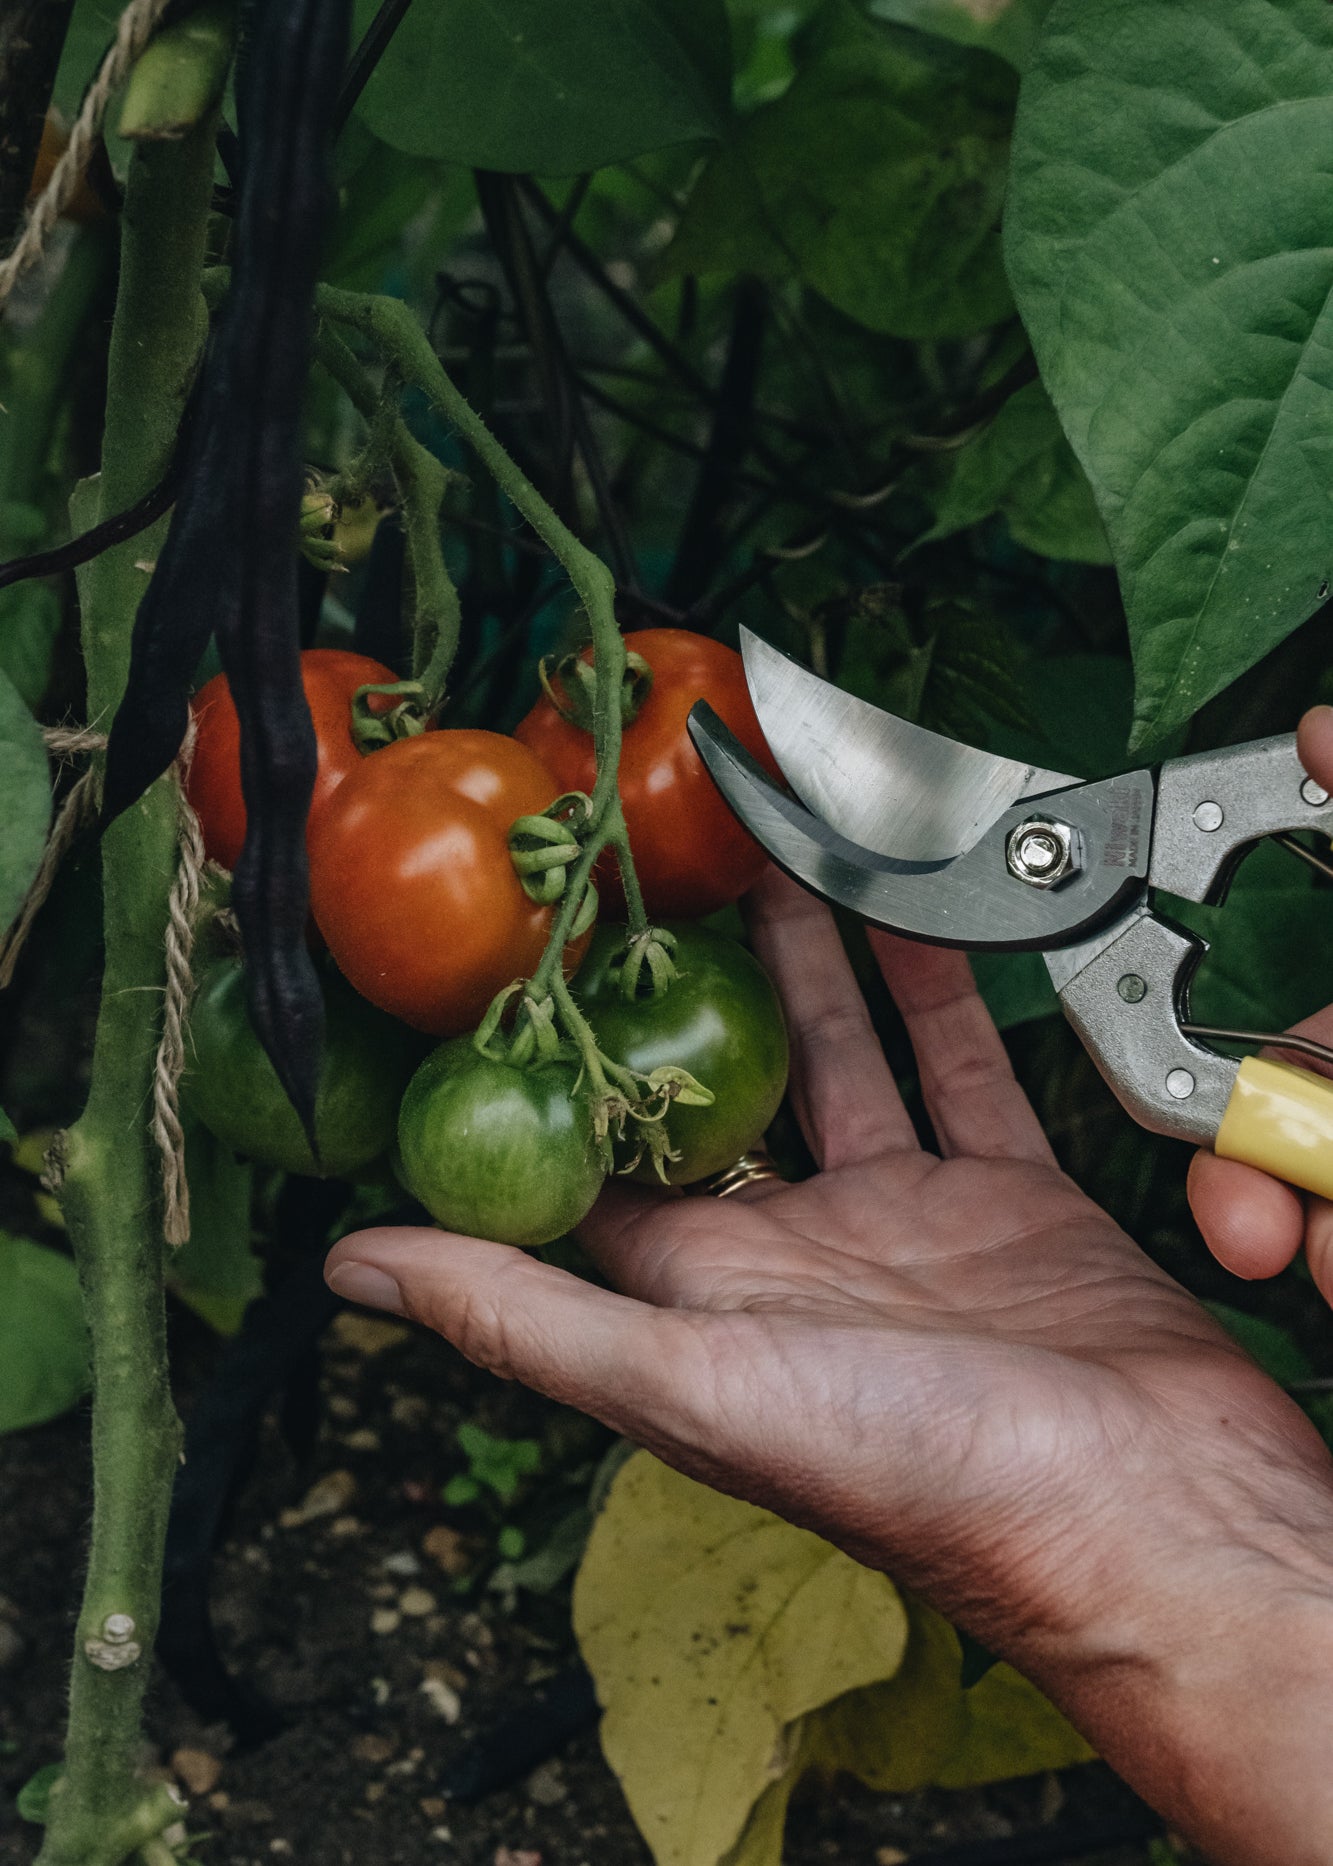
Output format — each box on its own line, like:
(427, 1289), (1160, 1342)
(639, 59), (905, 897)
(327, 868), (1333, 1865)
(1188, 704), (1333, 1300)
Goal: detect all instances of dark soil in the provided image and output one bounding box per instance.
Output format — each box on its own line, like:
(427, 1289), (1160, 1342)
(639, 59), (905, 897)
(0, 1296), (1173, 1866)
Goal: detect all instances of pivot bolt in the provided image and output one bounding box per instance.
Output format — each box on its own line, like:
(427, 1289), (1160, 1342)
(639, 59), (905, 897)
(1302, 777), (1330, 808)
(1006, 818), (1077, 889)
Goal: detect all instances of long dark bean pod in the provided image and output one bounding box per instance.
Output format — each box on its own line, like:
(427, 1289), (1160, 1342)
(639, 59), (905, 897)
(103, 0), (350, 1141)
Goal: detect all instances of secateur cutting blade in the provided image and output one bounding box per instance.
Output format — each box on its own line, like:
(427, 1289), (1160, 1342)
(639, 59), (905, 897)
(737, 627), (1075, 862)
(688, 629), (1150, 948)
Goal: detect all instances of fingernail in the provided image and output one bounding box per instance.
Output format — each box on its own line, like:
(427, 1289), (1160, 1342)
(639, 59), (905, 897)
(326, 1261), (406, 1316)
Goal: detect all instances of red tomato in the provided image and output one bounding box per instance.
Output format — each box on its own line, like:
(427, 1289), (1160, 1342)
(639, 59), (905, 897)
(186, 649), (403, 871)
(515, 628), (778, 919)
(306, 731), (588, 1036)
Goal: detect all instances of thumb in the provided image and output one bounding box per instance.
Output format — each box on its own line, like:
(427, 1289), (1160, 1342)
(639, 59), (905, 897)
(1186, 1149), (1304, 1279)
(1297, 704), (1333, 796)
(325, 1225), (710, 1438)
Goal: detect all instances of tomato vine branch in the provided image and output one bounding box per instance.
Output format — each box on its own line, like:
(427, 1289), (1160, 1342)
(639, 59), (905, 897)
(310, 319), (459, 708)
(315, 284), (650, 930)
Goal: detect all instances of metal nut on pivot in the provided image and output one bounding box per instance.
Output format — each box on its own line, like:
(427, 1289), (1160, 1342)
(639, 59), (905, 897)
(1302, 777), (1330, 808)
(1005, 818), (1077, 889)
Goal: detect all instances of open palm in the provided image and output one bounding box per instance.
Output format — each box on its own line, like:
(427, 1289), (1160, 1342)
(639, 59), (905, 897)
(328, 869), (1333, 1672)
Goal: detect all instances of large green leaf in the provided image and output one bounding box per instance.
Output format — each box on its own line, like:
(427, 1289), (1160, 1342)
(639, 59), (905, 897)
(666, 2), (1017, 339)
(0, 1232), (89, 1435)
(0, 666), (52, 941)
(1005, 0), (1333, 748)
(915, 378), (1110, 563)
(352, 0), (732, 174)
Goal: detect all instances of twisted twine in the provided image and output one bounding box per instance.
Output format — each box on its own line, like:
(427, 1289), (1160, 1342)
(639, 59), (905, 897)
(2, 718), (207, 1245)
(152, 716), (205, 1245)
(0, 0), (177, 314)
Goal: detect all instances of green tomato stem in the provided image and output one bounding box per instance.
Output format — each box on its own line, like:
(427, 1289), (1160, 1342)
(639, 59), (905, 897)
(310, 321), (459, 713)
(40, 100), (224, 1866)
(312, 285), (652, 937)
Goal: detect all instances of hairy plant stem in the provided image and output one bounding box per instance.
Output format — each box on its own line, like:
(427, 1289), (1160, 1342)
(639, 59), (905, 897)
(310, 321), (459, 707)
(316, 285), (653, 960)
(39, 104), (221, 1866)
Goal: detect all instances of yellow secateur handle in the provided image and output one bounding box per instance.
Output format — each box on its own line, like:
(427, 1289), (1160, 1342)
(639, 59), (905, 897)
(1214, 1058), (1333, 1199)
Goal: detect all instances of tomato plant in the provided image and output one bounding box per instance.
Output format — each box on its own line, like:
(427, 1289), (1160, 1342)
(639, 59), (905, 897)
(186, 648), (406, 871)
(576, 922), (789, 1185)
(397, 1037), (605, 1247)
(515, 628), (779, 919)
(5, 4), (1333, 1865)
(306, 728), (588, 1036)
(183, 955), (426, 1178)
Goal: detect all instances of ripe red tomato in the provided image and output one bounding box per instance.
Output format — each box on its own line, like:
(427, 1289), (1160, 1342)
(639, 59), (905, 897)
(186, 648), (404, 871)
(307, 731), (589, 1036)
(514, 628), (777, 919)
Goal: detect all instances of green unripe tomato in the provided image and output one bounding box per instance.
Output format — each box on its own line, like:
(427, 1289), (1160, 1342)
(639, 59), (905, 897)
(575, 921), (789, 1185)
(184, 958), (426, 1177)
(397, 1039), (606, 1248)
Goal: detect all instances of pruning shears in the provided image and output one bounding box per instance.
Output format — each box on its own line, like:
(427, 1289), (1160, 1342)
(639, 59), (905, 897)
(688, 630), (1333, 1198)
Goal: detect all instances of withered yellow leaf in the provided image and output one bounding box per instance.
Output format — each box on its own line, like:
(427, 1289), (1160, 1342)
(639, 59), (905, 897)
(574, 1452), (909, 1866)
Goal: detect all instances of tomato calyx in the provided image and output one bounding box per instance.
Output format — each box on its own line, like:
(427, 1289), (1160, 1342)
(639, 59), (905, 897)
(616, 1064), (715, 1184)
(349, 680), (430, 749)
(474, 982), (571, 1070)
(536, 648), (654, 735)
(508, 792), (600, 929)
(612, 926), (679, 1001)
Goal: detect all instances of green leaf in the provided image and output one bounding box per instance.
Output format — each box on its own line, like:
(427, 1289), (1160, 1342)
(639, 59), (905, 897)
(1173, 839), (1333, 1037)
(490, 1505), (592, 1596)
(1005, 0), (1333, 748)
(837, 593), (1038, 744)
(352, 0), (732, 174)
(1204, 1303), (1313, 1386)
(454, 1422), (542, 1501)
(869, 0), (1056, 69)
(574, 1451), (910, 1866)
(324, 122), (473, 293)
(666, 1), (1017, 338)
(496, 1524), (526, 1561)
(168, 1116), (259, 1337)
(0, 580), (61, 711)
(17, 1762), (63, 1824)
(0, 1109), (15, 1144)
(915, 379), (1111, 563)
(0, 666), (51, 942)
(0, 1232), (89, 1436)
(443, 1473), (481, 1506)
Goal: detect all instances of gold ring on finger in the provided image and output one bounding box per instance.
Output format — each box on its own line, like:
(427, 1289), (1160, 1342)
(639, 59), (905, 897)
(702, 1149), (784, 1199)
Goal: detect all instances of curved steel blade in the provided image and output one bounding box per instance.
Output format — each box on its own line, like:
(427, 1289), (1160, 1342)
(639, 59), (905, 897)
(687, 703), (1152, 950)
(740, 628), (1076, 862)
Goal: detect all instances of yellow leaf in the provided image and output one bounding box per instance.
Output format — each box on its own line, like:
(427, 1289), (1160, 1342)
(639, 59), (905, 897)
(574, 1453), (910, 1866)
(810, 1597), (1093, 1794)
(717, 1759), (798, 1866)
(805, 1597), (968, 1793)
(936, 1652), (1094, 1786)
